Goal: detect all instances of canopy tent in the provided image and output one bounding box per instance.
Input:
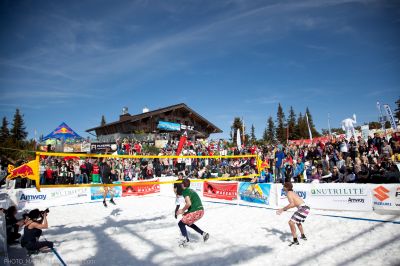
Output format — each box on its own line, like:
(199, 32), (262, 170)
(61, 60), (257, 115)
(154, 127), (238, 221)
(42, 122), (82, 141)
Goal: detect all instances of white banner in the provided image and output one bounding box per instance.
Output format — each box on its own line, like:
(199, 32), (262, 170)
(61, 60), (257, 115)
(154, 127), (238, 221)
(190, 180), (204, 194)
(371, 184), (400, 211)
(276, 183), (372, 211)
(276, 183), (309, 208)
(361, 125), (369, 141)
(10, 187), (91, 210)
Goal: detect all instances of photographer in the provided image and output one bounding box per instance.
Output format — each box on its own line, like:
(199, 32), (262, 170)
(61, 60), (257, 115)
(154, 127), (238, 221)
(4, 206), (24, 245)
(21, 209), (53, 254)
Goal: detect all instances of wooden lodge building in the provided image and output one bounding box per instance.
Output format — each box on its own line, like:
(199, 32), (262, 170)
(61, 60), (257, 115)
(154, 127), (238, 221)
(86, 103), (222, 142)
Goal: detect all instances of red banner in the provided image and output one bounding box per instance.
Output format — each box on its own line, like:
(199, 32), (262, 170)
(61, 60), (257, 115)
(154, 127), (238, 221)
(122, 179), (160, 196)
(203, 181), (238, 200)
(288, 134), (346, 145)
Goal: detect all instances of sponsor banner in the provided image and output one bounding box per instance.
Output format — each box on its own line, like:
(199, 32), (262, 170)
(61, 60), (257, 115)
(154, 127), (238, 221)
(91, 183), (122, 200)
(361, 125), (369, 141)
(371, 184), (400, 211)
(157, 121), (181, 131)
(81, 142), (91, 152)
(203, 181), (238, 200)
(122, 179), (160, 196)
(90, 142), (117, 153)
(155, 139), (168, 149)
(239, 183), (271, 205)
(277, 183), (309, 208)
(13, 187), (91, 209)
(276, 183), (372, 211)
(189, 180), (203, 194)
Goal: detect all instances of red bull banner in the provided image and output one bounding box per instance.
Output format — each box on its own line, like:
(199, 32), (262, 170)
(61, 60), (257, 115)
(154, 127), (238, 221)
(203, 181), (238, 200)
(122, 179), (160, 196)
(7, 159), (40, 189)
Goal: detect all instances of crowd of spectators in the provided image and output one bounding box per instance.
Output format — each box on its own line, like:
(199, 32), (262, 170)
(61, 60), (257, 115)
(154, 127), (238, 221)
(4, 131), (400, 188)
(257, 132), (400, 184)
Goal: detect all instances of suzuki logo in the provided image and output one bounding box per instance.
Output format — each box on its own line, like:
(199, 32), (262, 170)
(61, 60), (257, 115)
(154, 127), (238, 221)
(374, 186), (389, 201)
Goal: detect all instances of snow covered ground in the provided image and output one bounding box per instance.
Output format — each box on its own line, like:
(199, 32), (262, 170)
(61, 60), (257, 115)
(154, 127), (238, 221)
(7, 191), (400, 266)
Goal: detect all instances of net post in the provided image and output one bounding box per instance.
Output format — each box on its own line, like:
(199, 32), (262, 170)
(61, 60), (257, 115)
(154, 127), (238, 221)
(35, 153), (41, 192)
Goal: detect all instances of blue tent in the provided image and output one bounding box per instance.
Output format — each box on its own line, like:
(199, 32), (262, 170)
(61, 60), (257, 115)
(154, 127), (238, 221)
(42, 122), (82, 141)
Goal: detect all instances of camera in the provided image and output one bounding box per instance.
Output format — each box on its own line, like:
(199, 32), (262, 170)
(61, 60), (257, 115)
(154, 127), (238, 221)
(27, 208), (49, 223)
(40, 208), (50, 215)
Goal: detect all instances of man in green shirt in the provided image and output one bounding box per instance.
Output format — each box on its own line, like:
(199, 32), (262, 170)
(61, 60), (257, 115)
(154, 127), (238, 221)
(176, 179), (209, 247)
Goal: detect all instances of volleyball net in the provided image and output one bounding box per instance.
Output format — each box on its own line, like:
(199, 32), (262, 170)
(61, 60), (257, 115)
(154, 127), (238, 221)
(6, 152), (263, 191)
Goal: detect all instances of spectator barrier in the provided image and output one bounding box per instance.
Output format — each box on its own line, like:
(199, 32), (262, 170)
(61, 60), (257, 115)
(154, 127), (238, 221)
(369, 184), (400, 212)
(4, 181), (400, 212)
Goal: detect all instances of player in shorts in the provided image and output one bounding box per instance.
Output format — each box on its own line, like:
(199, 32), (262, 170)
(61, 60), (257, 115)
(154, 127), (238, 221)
(276, 182), (310, 246)
(176, 178), (209, 247)
(173, 173), (185, 219)
(101, 160), (116, 207)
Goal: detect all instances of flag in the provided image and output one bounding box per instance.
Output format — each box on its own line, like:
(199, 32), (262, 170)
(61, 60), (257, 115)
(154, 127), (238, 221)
(383, 104), (397, 129)
(236, 128), (241, 149)
(305, 113), (313, 141)
(176, 131), (188, 156)
(7, 159), (40, 188)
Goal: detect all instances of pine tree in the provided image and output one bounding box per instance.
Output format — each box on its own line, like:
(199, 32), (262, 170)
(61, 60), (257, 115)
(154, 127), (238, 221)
(395, 97), (400, 122)
(305, 107), (320, 137)
(231, 117), (243, 144)
(275, 103), (286, 143)
(11, 109), (27, 142)
(0, 117), (10, 144)
(266, 116), (275, 143)
(101, 115), (106, 126)
(296, 112), (307, 139)
(287, 106), (297, 140)
(262, 128), (268, 142)
(250, 124), (256, 143)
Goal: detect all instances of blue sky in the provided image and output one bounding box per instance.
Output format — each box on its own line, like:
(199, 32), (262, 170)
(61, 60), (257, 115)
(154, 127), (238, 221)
(0, 0), (399, 140)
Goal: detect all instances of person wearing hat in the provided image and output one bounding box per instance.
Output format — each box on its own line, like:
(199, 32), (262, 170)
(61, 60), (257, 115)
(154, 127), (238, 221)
(21, 209), (53, 254)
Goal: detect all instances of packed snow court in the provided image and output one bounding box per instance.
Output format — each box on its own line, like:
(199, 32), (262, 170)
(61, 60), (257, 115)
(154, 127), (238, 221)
(5, 183), (400, 266)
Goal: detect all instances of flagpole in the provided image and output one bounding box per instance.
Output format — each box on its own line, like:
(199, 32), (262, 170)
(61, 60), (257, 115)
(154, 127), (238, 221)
(306, 113), (313, 141)
(242, 117), (245, 145)
(377, 101), (385, 131)
(328, 113), (331, 136)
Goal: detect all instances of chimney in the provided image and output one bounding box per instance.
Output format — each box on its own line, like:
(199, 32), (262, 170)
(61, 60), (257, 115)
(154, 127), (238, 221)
(120, 107), (131, 121)
(143, 106), (149, 113)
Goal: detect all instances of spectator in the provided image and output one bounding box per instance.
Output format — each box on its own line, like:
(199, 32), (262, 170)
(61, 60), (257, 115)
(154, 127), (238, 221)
(331, 166), (344, 183)
(275, 147), (285, 184)
(5, 206), (24, 245)
(381, 140), (393, 159)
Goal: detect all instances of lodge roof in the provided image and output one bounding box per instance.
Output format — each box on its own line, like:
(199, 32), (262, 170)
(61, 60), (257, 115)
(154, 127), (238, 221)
(86, 103), (222, 133)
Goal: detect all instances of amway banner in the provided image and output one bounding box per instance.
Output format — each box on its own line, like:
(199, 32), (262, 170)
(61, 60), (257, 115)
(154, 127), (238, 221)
(277, 183), (372, 211)
(122, 179), (160, 196)
(203, 181), (238, 200)
(277, 183), (309, 208)
(239, 183), (271, 205)
(13, 187), (91, 209)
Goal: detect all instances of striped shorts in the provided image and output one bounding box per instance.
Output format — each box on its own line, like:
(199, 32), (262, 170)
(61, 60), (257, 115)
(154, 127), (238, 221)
(290, 205), (310, 224)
